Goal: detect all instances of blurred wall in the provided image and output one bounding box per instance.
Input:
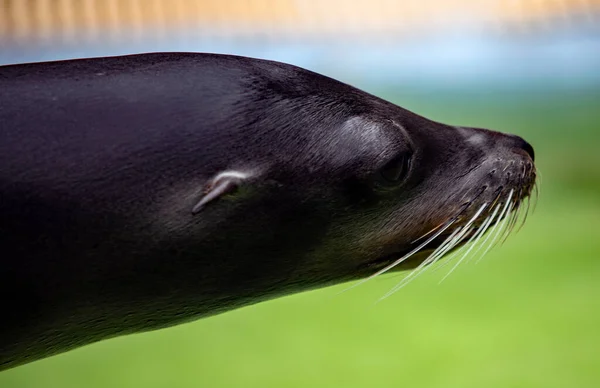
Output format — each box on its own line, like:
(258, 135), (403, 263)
(1, 0), (599, 90)
(1, 0), (600, 41)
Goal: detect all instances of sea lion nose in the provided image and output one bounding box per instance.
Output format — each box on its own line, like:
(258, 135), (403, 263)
(504, 134), (535, 162)
(458, 126), (535, 162)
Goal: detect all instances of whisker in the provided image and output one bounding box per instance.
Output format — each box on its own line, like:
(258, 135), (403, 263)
(530, 167), (540, 212)
(429, 234), (470, 274)
(412, 186), (485, 246)
(536, 168), (543, 186)
(377, 225), (468, 301)
(500, 203), (519, 245)
(410, 219), (450, 244)
(433, 205), (496, 271)
(532, 181), (540, 214)
(438, 230), (479, 283)
(429, 226), (476, 274)
(488, 201), (513, 247)
(439, 205), (496, 283)
(426, 220), (485, 274)
(500, 193), (522, 245)
(515, 196), (531, 234)
(472, 193), (512, 265)
(511, 198), (524, 229)
(339, 217), (458, 294)
(475, 190), (514, 264)
(422, 202), (489, 269)
(510, 203), (522, 231)
(457, 215), (495, 267)
(380, 202), (489, 299)
(464, 201), (503, 264)
(426, 227), (467, 264)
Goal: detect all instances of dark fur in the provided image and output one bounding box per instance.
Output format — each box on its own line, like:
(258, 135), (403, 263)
(0, 53), (535, 370)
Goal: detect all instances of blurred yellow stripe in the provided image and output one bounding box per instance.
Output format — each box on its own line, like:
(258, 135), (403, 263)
(0, 0), (598, 42)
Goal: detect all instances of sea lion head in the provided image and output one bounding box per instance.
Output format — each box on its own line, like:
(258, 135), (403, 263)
(185, 72), (536, 295)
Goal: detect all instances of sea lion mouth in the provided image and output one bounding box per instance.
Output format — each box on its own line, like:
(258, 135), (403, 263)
(353, 172), (538, 297)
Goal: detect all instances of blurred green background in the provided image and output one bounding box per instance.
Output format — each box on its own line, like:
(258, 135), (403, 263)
(1, 1), (599, 387)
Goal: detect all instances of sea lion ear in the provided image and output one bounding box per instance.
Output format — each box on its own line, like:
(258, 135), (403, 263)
(191, 170), (250, 214)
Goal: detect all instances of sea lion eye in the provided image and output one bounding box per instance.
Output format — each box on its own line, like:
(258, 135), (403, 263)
(379, 153), (411, 184)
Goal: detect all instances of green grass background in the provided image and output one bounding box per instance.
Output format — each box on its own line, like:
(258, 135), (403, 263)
(1, 89), (598, 388)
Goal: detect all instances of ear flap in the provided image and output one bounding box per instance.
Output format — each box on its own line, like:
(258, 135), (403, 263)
(191, 171), (250, 214)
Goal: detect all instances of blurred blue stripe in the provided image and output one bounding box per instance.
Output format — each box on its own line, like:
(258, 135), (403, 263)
(2, 28), (599, 90)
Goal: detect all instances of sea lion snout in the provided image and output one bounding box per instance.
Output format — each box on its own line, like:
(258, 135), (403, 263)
(450, 125), (536, 201)
(435, 125), (538, 245)
(504, 133), (535, 162)
(458, 126), (535, 162)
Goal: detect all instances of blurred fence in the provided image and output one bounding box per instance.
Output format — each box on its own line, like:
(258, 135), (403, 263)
(1, 1), (599, 90)
(1, 0), (599, 44)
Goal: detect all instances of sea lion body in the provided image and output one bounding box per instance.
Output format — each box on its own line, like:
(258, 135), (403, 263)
(0, 53), (536, 370)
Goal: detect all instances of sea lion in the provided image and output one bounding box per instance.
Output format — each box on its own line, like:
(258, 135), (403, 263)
(0, 52), (536, 370)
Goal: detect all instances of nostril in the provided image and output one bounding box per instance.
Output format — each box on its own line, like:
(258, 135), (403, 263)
(521, 139), (535, 162)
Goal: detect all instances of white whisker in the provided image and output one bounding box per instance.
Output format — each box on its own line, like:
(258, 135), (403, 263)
(339, 218), (457, 294)
(437, 215), (501, 282)
(463, 201), (503, 264)
(500, 204), (519, 245)
(432, 203), (495, 271)
(431, 228), (477, 273)
(412, 225), (473, 277)
(439, 207), (493, 283)
(532, 182), (540, 214)
(380, 203), (488, 299)
(410, 218), (453, 244)
(467, 204), (501, 262)
(492, 202), (516, 251)
(516, 196), (531, 234)
(475, 190), (514, 264)
(376, 226), (466, 301)
(475, 192), (512, 253)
